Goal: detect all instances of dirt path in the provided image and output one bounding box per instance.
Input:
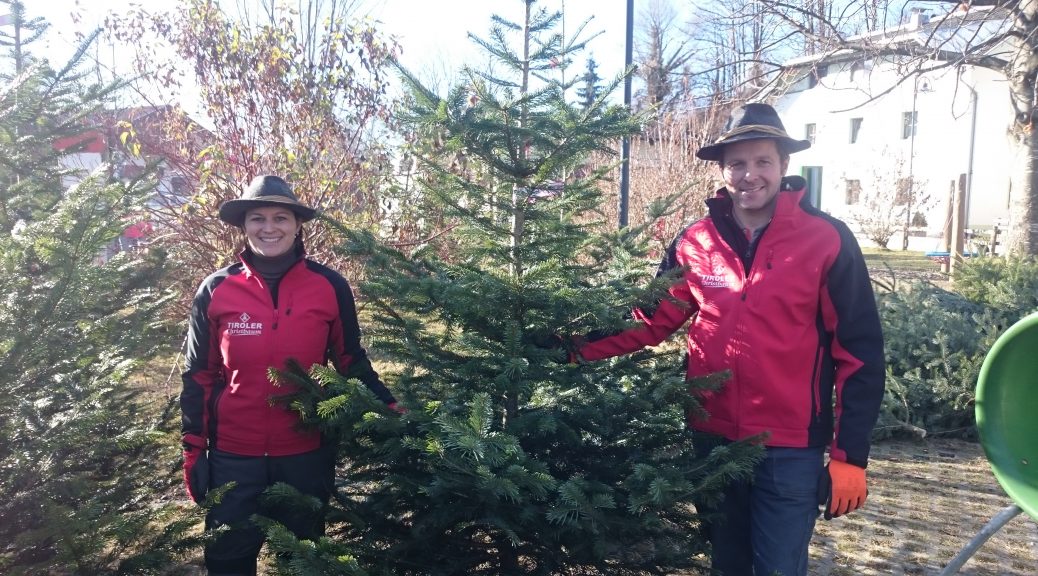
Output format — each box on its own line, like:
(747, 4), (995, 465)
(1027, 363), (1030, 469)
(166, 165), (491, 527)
(810, 438), (1036, 575)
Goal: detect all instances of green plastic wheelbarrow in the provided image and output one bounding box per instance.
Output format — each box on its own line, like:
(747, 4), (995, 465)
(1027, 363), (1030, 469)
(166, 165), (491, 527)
(940, 311), (1038, 574)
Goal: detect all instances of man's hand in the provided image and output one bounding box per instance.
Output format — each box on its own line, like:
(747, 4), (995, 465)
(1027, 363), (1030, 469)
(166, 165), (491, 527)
(530, 333), (583, 364)
(819, 459), (868, 519)
(182, 433), (208, 504)
(567, 335), (587, 364)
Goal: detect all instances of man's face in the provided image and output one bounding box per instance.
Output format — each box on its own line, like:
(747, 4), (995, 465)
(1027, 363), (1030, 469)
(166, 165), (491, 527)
(719, 138), (789, 216)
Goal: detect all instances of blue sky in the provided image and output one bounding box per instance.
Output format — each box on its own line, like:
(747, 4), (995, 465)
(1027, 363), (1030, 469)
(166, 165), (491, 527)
(363, 0), (633, 83)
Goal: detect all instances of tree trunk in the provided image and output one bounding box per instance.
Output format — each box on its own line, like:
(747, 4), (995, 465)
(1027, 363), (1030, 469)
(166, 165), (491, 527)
(1005, 0), (1038, 255)
(1006, 128), (1038, 255)
(497, 534), (521, 573)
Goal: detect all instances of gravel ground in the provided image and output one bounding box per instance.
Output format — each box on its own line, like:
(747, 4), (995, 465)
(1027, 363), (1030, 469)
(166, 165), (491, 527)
(810, 438), (1037, 575)
(175, 438), (1035, 575)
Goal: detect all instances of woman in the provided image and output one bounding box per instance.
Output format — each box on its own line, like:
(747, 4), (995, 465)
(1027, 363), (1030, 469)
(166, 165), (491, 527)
(180, 175), (400, 575)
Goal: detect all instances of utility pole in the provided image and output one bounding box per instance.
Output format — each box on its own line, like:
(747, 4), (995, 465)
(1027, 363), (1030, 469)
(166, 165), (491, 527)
(618, 0), (633, 227)
(903, 77), (919, 251)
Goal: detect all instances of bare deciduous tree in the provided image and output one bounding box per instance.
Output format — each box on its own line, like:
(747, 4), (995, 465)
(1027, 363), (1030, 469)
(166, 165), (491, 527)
(104, 0), (400, 315)
(634, 0), (694, 112)
(750, 0), (1038, 255)
(844, 150), (930, 250)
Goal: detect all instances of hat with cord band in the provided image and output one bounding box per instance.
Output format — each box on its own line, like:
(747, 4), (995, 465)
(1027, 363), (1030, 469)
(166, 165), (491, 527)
(696, 103), (811, 161)
(218, 175), (316, 227)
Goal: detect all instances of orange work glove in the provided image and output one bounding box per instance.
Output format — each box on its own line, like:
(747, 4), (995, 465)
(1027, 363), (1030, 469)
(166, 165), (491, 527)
(821, 460), (868, 519)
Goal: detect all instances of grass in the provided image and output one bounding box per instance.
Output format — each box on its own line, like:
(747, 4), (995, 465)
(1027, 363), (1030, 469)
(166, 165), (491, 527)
(861, 248), (950, 290)
(862, 248), (941, 273)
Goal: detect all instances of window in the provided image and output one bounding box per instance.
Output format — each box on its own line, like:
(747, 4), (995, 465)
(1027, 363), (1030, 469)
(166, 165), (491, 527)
(850, 61), (865, 82)
(806, 65), (828, 89)
(119, 163), (144, 180)
(801, 166), (823, 209)
(170, 176), (189, 195)
(901, 111), (918, 139)
(845, 179), (861, 204)
(805, 123), (817, 144)
(849, 118), (863, 144)
(805, 64), (830, 88)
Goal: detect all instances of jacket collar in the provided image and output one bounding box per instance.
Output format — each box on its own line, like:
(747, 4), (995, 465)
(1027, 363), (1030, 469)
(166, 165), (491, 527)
(238, 243), (305, 278)
(707, 175), (809, 226)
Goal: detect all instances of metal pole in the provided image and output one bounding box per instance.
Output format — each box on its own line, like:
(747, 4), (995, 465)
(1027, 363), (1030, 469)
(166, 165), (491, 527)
(965, 79), (978, 232)
(618, 0), (633, 228)
(938, 504), (1022, 575)
(903, 77), (918, 251)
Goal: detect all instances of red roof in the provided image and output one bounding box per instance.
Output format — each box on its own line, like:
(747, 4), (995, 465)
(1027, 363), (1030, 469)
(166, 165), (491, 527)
(53, 131), (106, 153)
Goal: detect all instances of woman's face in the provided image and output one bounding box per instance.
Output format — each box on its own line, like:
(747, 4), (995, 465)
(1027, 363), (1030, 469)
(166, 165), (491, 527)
(243, 206), (301, 257)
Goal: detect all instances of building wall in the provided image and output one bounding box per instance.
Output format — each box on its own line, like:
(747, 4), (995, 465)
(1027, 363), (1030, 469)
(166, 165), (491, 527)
(58, 142), (189, 261)
(774, 58), (1012, 241)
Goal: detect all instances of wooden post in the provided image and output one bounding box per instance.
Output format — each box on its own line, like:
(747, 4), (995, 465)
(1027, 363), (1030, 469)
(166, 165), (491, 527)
(989, 223), (1000, 256)
(942, 180), (954, 274)
(950, 174), (967, 277)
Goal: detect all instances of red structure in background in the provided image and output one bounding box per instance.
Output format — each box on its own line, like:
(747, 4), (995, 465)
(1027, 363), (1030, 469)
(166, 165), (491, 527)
(56, 106), (208, 261)
(53, 131), (107, 153)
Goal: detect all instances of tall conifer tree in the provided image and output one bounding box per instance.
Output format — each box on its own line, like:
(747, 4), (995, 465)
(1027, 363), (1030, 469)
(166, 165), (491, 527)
(271, 1), (759, 574)
(576, 56), (603, 110)
(0, 4), (197, 572)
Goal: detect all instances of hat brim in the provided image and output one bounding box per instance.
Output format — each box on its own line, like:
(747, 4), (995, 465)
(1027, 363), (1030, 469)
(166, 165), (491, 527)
(218, 197), (317, 227)
(696, 134), (811, 161)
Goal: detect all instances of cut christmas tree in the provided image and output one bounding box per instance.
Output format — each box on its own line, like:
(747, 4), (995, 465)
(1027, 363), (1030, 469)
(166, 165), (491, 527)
(267, 1), (761, 574)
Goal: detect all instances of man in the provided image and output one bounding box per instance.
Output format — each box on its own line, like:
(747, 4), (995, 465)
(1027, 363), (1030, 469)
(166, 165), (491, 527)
(575, 103), (885, 575)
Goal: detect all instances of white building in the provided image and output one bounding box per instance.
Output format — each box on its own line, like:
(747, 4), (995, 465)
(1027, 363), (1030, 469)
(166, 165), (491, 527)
(55, 106), (200, 259)
(762, 6), (1013, 251)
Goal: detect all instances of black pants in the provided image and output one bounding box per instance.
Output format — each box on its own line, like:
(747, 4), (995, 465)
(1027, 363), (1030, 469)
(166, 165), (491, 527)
(203, 447), (334, 574)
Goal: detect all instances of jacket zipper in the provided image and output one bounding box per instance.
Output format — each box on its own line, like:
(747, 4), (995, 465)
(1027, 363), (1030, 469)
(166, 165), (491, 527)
(207, 377), (226, 450)
(812, 346), (824, 417)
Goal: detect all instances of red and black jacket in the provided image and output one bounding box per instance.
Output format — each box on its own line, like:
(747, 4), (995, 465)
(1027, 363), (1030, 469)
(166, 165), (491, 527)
(181, 249), (394, 457)
(580, 177), (885, 468)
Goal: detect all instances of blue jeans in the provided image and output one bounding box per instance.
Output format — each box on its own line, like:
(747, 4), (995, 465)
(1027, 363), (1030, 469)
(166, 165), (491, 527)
(702, 445), (824, 576)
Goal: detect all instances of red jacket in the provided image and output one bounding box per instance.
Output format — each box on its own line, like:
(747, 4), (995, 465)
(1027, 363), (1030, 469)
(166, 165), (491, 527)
(580, 177), (885, 467)
(181, 250), (394, 456)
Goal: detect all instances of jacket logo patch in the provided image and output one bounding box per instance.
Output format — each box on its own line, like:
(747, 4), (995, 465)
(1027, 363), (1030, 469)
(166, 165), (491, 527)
(227, 312), (263, 336)
(701, 262), (731, 289)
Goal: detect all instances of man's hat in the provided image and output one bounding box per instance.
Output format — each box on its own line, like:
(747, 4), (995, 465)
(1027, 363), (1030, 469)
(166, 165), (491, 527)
(218, 175), (316, 227)
(696, 103), (811, 161)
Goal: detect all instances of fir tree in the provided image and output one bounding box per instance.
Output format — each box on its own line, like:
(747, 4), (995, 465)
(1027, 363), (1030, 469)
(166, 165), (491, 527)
(576, 56), (603, 110)
(0, 0), (48, 79)
(0, 8), (200, 573)
(270, 1), (760, 574)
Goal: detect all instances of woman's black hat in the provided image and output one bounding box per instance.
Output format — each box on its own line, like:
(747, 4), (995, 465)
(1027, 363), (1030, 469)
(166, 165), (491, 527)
(218, 175), (316, 226)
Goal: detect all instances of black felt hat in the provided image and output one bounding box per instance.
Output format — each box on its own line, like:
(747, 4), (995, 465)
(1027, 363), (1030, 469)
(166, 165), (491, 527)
(218, 175), (316, 227)
(696, 103), (811, 161)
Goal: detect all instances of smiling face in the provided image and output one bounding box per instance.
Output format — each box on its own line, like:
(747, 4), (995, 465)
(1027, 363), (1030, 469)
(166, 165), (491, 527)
(719, 138), (790, 228)
(243, 206), (301, 257)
